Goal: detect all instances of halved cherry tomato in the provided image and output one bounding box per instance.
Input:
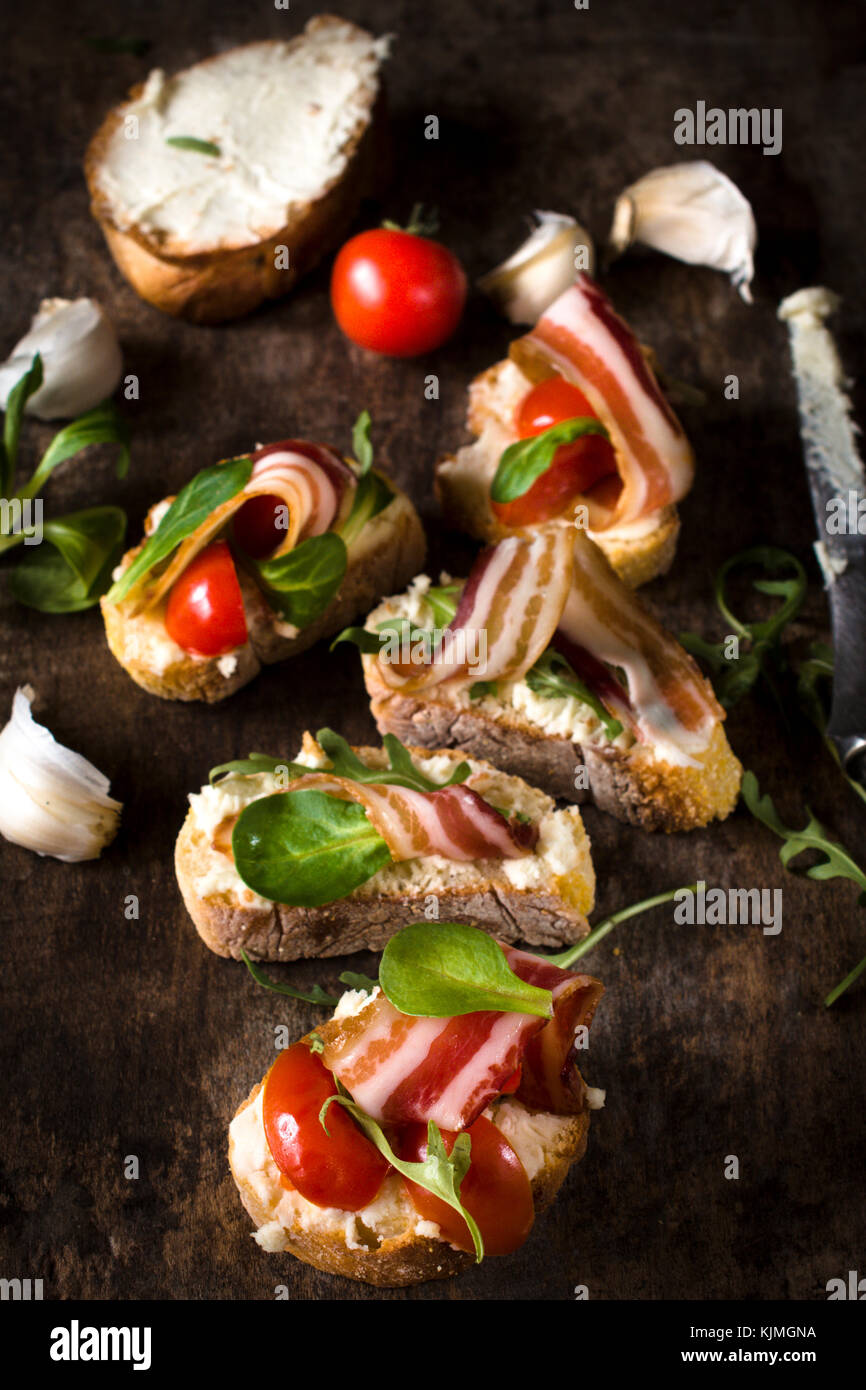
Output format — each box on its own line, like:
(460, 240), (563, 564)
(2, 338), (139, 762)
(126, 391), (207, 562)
(398, 1115), (534, 1256)
(262, 1042), (389, 1211)
(233, 494), (286, 559)
(492, 377), (619, 527)
(331, 226), (467, 357)
(164, 540), (247, 658)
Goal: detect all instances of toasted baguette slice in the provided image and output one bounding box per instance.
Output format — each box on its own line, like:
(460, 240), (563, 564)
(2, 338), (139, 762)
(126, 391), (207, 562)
(101, 481), (426, 702)
(361, 580), (742, 833)
(84, 18), (390, 323)
(229, 1051), (596, 1286)
(176, 736), (595, 959)
(436, 358), (680, 589)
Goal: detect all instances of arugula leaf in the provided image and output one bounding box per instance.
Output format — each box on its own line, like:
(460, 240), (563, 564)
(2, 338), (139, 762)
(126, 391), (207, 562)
(351, 410), (374, 475)
(330, 624), (385, 655)
(1, 353), (43, 495)
(166, 136), (221, 156)
(320, 1097), (483, 1261)
(317, 727), (471, 792)
(680, 547), (806, 711)
(526, 648), (623, 740)
(209, 754), (311, 786)
(240, 951), (340, 1006)
(741, 770), (866, 1005)
(233, 788), (392, 906)
(338, 970), (379, 992)
(425, 583), (460, 627)
(380, 921), (553, 1019)
(491, 417), (610, 504)
(254, 532), (347, 628)
(338, 471), (394, 547)
(106, 456), (252, 603)
(741, 771), (866, 892)
(8, 506), (126, 612)
(469, 680), (498, 700)
(19, 401), (131, 498)
(543, 885), (697, 968)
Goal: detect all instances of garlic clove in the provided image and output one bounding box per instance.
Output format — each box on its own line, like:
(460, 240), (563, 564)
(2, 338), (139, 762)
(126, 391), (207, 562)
(607, 161), (757, 302)
(0, 297), (123, 421)
(478, 211), (595, 324)
(0, 685), (122, 861)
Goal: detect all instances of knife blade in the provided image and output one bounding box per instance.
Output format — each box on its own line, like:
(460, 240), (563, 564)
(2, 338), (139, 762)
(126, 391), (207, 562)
(779, 287), (866, 786)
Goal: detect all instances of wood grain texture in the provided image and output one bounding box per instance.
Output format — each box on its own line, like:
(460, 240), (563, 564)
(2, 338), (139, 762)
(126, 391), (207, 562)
(0, 0), (864, 1301)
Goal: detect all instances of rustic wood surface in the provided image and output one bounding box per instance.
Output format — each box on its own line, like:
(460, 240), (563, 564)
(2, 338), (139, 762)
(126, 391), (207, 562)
(1, 0), (864, 1302)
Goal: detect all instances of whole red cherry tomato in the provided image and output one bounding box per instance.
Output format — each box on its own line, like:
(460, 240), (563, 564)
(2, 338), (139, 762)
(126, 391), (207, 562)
(492, 377), (618, 527)
(164, 540), (247, 657)
(263, 1041), (389, 1211)
(398, 1115), (534, 1256)
(331, 216), (467, 357)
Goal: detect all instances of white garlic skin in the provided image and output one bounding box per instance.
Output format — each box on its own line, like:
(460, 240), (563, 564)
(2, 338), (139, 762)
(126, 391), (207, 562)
(0, 686), (122, 862)
(608, 161), (757, 302)
(479, 211), (596, 324)
(0, 297), (123, 420)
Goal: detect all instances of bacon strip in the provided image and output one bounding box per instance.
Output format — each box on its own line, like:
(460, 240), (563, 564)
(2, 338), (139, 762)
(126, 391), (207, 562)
(510, 275), (694, 531)
(319, 946), (602, 1131)
(374, 529), (574, 693)
(141, 440), (353, 609)
(558, 531), (723, 764)
(287, 774), (538, 861)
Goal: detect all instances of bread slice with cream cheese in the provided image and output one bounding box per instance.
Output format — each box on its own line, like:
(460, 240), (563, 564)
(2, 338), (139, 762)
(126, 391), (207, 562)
(84, 17), (390, 322)
(175, 736), (596, 959)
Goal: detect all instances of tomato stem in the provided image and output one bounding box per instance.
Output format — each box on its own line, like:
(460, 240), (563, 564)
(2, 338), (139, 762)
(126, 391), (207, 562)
(381, 202), (440, 238)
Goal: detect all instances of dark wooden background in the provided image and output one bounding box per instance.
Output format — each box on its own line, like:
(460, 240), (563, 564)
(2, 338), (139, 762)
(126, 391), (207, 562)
(1, 0), (864, 1302)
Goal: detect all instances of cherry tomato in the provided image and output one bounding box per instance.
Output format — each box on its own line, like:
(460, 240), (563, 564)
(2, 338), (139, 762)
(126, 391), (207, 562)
(398, 1115), (534, 1256)
(514, 378), (599, 437)
(164, 540), (247, 657)
(263, 1042), (389, 1211)
(233, 494), (286, 559)
(331, 227), (467, 356)
(492, 377), (619, 527)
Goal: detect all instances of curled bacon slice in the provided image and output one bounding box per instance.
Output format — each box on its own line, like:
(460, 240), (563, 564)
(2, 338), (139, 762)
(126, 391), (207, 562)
(374, 529), (574, 693)
(319, 945), (602, 1131)
(504, 945), (603, 1114)
(510, 274), (694, 531)
(558, 531), (723, 764)
(287, 774), (538, 861)
(142, 441), (353, 610)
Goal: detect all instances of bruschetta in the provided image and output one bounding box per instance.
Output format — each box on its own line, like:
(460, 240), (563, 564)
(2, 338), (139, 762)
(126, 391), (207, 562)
(341, 527), (742, 831)
(84, 17), (390, 323)
(176, 730), (596, 958)
(435, 274), (694, 588)
(229, 922), (604, 1285)
(101, 423), (425, 702)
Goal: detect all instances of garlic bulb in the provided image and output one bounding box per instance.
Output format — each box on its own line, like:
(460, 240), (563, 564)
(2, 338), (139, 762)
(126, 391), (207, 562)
(608, 162), (757, 302)
(0, 686), (122, 861)
(0, 297), (123, 420)
(478, 211), (595, 324)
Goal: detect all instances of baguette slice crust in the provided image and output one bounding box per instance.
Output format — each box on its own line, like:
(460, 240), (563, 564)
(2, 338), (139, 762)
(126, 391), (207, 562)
(229, 1076), (591, 1287)
(435, 359), (680, 589)
(367, 680), (741, 832)
(84, 18), (389, 323)
(101, 482), (425, 702)
(176, 740), (595, 959)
